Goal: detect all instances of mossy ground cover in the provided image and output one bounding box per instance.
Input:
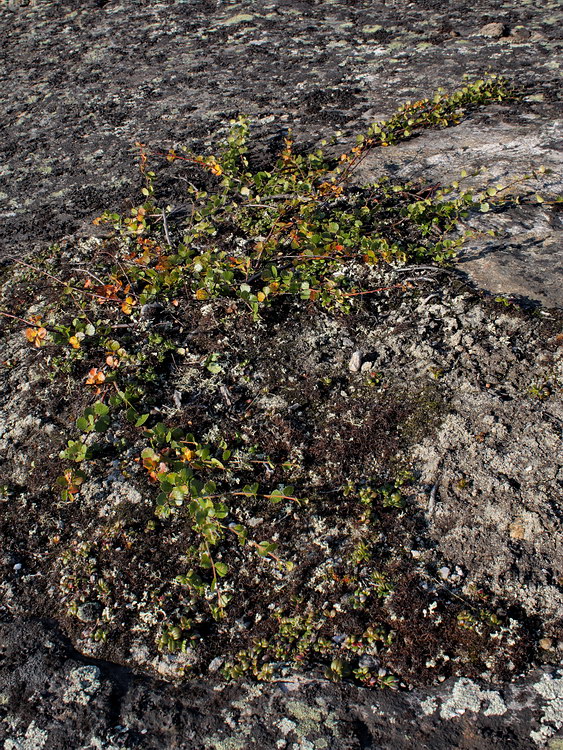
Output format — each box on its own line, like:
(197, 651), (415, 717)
(0, 77), (561, 689)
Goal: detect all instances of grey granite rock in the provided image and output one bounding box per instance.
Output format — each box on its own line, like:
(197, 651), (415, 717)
(1, 2), (562, 747)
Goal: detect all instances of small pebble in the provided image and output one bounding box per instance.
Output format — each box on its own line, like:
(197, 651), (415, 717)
(359, 655), (379, 669)
(208, 657), (224, 672)
(348, 350), (362, 372)
(139, 302), (162, 319)
(220, 385), (232, 406)
(510, 26), (531, 40)
(13, 563), (22, 571)
(479, 22), (507, 39)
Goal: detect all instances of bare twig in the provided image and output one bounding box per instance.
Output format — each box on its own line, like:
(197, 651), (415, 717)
(400, 276), (435, 284)
(427, 480), (439, 516)
(394, 265), (456, 275)
(162, 208), (171, 247)
(421, 293), (441, 305)
(0, 310), (58, 333)
(74, 268), (108, 286)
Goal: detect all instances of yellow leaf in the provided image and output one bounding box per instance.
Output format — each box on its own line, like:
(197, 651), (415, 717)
(121, 296), (136, 315)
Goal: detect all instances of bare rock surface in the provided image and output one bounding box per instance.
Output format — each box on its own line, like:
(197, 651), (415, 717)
(2, 619), (563, 750)
(352, 110), (562, 308)
(1, 1), (562, 748)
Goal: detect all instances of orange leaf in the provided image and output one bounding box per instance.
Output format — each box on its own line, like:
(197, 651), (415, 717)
(105, 355), (120, 368)
(85, 368), (106, 385)
(25, 327), (47, 347)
